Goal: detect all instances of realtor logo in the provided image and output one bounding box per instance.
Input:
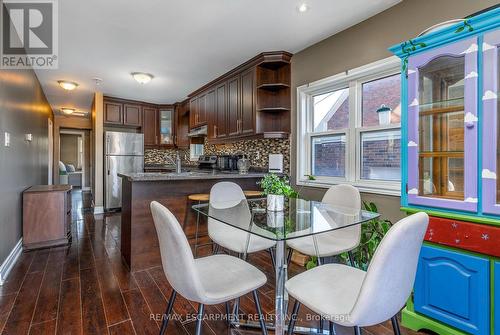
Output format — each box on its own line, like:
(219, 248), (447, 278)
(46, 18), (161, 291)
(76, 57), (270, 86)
(1, 0), (58, 69)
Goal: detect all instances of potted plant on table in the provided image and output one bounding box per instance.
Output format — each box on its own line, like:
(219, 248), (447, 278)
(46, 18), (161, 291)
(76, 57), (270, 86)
(259, 174), (297, 211)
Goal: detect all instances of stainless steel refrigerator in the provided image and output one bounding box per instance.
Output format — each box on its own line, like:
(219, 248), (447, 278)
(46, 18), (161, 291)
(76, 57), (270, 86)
(104, 131), (144, 210)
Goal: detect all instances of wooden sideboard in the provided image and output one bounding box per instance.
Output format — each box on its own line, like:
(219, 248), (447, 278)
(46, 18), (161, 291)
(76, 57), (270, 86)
(23, 185), (72, 250)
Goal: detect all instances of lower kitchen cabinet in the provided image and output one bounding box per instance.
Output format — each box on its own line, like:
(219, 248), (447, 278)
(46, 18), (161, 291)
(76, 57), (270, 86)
(414, 245), (490, 335)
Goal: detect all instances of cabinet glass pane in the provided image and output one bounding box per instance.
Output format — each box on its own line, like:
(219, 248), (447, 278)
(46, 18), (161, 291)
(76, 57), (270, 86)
(418, 55), (465, 200)
(159, 110), (173, 144)
(311, 135), (346, 177)
(497, 49), (500, 203)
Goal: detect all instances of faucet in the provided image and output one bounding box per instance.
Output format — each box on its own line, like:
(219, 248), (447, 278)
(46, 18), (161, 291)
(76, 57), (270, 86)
(165, 151), (182, 174)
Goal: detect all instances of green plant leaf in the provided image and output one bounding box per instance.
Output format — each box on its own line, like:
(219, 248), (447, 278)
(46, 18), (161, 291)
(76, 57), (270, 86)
(455, 26), (464, 33)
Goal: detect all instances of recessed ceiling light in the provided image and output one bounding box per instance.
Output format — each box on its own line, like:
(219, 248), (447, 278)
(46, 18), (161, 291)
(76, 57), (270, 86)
(131, 72), (154, 85)
(92, 77), (103, 86)
(61, 107), (76, 115)
(57, 80), (78, 91)
(298, 3), (309, 12)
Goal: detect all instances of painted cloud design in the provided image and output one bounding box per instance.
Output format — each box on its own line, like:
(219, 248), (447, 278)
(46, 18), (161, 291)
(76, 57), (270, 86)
(409, 98), (419, 107)
(464, 112), (478, 123)
(482, 169), (497, 179)
(408, 141), (418, 147)
(464, 71), (478, 80)
(407, 69), (416, 75)
(408, 188), (419, 195)
(483, 90), (498, 101)
(461, 43), (478, 54)
(483, 42), (495, 51)
(465, 197), (478, 203)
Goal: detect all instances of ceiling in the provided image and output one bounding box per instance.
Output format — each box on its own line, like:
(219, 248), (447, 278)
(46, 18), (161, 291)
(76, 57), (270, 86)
(35, 0), (401, 116)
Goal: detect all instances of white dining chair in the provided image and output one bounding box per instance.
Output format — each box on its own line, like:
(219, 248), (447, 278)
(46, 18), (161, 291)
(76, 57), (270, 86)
(150, 201), (269, 335)
(208, 182), (276, 258)
(286, 212), (429, 335)
(286, 184), (362, 266)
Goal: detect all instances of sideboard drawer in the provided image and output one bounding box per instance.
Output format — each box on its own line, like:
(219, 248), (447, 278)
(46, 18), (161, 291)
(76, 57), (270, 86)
(425, 216), (500, 257)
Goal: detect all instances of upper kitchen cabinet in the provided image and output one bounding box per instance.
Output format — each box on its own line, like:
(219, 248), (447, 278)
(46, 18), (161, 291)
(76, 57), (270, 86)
(187, 51), (292, 143)
(142, 106), (158, 146)
(158, 107), (175, 147)
(176, 100), (190, 149)
(104, 97), (142, 128)
(404, 38), (478, 212)
(482, 29), (500, 215)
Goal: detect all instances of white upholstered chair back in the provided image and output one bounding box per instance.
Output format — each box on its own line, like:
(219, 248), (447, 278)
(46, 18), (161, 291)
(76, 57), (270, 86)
(349, 212), (429, 326)
(322, 184), (361, 211)
(208, 182), (251, 235)
(150, 201), (206, 303)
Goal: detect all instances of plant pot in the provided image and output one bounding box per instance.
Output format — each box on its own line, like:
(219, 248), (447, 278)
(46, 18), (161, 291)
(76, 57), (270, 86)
(267, 194), (284, 211)
(267, 210), (285, 228)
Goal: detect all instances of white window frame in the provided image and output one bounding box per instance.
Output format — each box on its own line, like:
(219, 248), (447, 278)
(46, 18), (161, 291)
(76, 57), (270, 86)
(296, 56), (401, 196)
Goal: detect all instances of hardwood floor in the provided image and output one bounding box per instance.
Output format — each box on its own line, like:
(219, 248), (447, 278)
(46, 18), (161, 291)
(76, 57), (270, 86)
(0, 190), (425, 335)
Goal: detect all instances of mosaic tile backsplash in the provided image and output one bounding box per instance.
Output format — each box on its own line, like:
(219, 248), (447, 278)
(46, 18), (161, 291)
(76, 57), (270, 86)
(144, 137), (290, 174)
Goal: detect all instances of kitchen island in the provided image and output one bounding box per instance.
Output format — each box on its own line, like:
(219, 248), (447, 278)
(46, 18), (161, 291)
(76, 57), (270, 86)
(118, 170), (265, 271)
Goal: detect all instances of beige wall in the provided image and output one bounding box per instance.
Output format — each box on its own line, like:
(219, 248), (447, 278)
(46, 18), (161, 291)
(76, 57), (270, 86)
(290, 0), (499, 223)
(60, 134), (80, 168)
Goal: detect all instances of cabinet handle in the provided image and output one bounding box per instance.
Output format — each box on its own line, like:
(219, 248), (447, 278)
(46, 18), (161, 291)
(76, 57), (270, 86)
(214, 125), (217, 137)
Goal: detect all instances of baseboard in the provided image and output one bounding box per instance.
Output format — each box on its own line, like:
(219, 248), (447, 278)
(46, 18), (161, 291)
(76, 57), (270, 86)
(0, 239), (23, 286)
(93, 206), (104, 214)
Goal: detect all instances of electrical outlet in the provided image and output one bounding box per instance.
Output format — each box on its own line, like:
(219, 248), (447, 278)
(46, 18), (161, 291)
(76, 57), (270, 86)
(4, 132), (10, 147)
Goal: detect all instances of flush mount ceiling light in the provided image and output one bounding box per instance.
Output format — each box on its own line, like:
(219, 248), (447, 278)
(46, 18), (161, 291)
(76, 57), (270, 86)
(57, 80), (78, 91)
(297, 3), (309, 13)
(60, 107), (76, 115)
(131, 72), (154, 84)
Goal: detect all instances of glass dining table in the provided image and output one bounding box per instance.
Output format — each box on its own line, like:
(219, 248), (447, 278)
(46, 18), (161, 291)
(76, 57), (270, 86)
(192, 197), (380, 335)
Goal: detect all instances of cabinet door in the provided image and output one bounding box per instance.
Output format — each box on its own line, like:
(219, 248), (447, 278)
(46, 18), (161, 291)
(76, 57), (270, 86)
(104, 101), (123, 125)
(406, 38), (478, 212)
(205, 89), (216, 139)
(241, 69), (255, 135)
(215, 83), (227, 138)
(189, 98), (197, 129)
(414, 245), (489, 335)
(227, 76), (240, 136)
(482, 30), (500, 215)
(142, 107), (158, 146)
(176, 104), (190, 149)
(159, 110), (174, 146)
(197, 93), (206, 125)
(123, 104), (142, 127)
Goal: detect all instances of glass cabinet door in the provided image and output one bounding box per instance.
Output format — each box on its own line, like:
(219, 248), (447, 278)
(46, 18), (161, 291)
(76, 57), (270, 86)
(406, 38), (478, 211)
(482, 30), (500, 215)
(159, 110), (174, 145)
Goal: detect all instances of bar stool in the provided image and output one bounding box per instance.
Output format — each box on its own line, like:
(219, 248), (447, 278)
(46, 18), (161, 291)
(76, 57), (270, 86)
(243, 190), (264, 198)
(185, 193), (210, 257)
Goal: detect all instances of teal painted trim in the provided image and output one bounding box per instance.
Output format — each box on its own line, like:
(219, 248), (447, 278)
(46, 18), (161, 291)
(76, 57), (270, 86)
(389, 7), (500, 59)
(478, 34), (484, 217)
(401, 70), (408, 207)
(402, 206), (500, 226)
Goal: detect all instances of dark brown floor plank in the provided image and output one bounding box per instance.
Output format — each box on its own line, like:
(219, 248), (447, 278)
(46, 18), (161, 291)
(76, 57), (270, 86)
(31, 255), (63, 324)
(2, 272), (44, 335)
(28, 320), (56, 335)
(61, 240), (79, 281)
(78, 237), (95, 270)
(56, 277), (82, 335)
(27, 250), (50, 274)
(108, 320), (136, 335)
(122, 289), (159, 335)
(80, 267), (108, 334)
(133, 271), (168, 327)
(0, 253), (35, 297)
(95, 259), (129, 325)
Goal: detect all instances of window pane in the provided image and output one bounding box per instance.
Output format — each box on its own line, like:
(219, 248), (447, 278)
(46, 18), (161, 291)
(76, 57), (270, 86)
(311, 135), (346, 177)
(362, 74), (401, 127)
(313, 88), (349, 132)
(361, 130), (401, 181)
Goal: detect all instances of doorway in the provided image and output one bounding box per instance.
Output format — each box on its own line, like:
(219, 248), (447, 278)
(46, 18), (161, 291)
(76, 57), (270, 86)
(59, 129), (90, 189)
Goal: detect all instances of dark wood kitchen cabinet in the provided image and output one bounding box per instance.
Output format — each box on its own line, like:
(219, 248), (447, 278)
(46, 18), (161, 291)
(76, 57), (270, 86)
(176, 100), (190, 148)
(104, 98), (142, 127)
(142, 106), (158, 146)
(23, 185), (72, 250)
(187, 51), (292, 143)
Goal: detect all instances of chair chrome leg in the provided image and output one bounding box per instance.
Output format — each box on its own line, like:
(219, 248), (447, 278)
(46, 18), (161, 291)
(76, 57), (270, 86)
(159, 290), (177, 335)
(268, 248), (276, 270)
(286, 248), (293, 267)
(287, 300), (301, 334)
(391, 316), (401, 335)
(252, 290), (268, 335)
(319, 318), (323, 333)
(354, 326), (362, 335)
(225, 301), (232, 325)
(348, 251), (355, 267)
(194, 201), (201, 257)
(195, 303), (204, 335)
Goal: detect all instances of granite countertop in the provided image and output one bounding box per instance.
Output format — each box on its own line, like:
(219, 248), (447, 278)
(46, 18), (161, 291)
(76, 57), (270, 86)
(119, 170), (268, 181)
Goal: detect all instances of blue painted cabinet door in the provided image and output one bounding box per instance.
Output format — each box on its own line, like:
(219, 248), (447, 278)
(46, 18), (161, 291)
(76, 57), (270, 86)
(495, 261), (500, 335)
(414, 245), (490, 335)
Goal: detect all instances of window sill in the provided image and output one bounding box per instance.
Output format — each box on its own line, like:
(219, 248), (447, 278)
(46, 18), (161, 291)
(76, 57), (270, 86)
(296, 179), (401, 197)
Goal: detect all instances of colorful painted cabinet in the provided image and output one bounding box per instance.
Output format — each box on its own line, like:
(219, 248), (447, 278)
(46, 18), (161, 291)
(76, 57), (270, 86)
(389, 7), (500, 335)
